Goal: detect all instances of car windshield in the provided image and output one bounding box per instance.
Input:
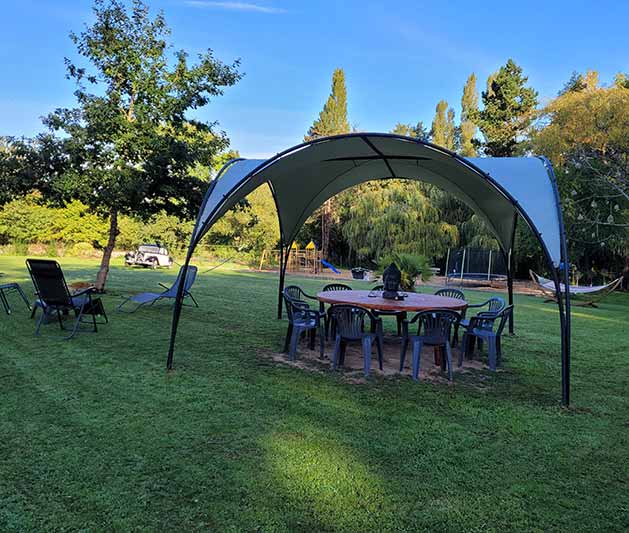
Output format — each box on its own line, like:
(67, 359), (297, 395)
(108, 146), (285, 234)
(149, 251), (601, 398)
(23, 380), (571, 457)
(138, 245), (161, 254)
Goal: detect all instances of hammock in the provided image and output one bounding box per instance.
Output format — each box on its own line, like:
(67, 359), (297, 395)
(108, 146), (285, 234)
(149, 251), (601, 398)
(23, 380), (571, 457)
(529, 270), (622, 307)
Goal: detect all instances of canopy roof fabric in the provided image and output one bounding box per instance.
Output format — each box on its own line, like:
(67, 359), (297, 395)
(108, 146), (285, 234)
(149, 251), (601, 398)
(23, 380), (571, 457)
(191, 133), (563, 266)
(169, 133), (572, 405)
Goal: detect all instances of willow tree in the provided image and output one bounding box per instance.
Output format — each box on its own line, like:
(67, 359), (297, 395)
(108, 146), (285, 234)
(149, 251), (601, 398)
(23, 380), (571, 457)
(43, 0), (241, 289)
(342, 180), (458, 261)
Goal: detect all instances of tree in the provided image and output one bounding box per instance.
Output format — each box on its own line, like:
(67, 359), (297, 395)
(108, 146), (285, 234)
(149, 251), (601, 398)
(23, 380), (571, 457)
(42, 0), (241, 290)
(473, 59), (538, 156)
(459, 73), (478, 157)
(533, 72), (628, 279)
(430, 100), (456, 150)
(304, 68), (350, 257)
(305, 68), (350, 140)
(342, 180), (458, 261)
(391, 121), (429, 140)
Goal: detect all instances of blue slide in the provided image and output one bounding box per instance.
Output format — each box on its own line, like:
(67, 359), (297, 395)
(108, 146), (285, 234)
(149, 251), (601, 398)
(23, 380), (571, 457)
(320, 259), (341, 274)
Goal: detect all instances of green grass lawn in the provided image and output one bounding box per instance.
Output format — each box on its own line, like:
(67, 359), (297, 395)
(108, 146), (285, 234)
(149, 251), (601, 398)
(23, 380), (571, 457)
(1, 255), (627, 532)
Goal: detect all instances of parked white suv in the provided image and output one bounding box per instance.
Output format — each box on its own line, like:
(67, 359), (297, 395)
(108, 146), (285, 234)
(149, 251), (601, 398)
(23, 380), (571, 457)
(125, 244), (174, 269)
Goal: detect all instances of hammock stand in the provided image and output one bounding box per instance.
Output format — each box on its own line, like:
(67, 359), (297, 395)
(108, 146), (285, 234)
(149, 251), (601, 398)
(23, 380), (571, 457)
(530, 270), (621, 308)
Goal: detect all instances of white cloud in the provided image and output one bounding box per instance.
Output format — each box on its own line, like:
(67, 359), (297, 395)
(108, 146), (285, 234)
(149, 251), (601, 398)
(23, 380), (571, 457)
(184, 1), (287, 14)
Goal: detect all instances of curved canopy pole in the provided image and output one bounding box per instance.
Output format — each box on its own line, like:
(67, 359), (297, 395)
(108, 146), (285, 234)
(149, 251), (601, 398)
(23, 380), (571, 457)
(166, 159), (243, 370)
(166, 134), (571, 406)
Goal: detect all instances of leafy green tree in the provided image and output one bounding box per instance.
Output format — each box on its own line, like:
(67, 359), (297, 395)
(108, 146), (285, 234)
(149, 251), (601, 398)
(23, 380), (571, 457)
(473, 59), (538, 156)
(304, 68), (350, 257)
(42, 0), (241, 289)
(459, 73), (478, 157)
(391, 122), (429, 140)
(533, 72), (628, 279)
(431, 100), (456, 150)
(305, 68), (350, 140)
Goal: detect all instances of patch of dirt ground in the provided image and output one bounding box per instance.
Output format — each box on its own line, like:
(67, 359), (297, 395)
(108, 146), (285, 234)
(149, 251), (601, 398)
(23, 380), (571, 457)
(261, 333), (490, 386)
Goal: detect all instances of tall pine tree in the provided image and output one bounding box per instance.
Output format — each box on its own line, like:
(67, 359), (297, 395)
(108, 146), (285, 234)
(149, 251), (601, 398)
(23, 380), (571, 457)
(305, 68), (350, 141)
(304, 68), (350, 256)
(473, 59), (538, 156)
(460, 73), (478, 157)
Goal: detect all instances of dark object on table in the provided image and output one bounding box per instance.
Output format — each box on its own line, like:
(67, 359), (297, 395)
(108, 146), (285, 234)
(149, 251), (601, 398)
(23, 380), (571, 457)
(282, 290), (324, 360)
(321, 283), (352, 340)
(330, 305), (383, 377)
(351, 267), (367, 280)
(461, 305), (513, 371)
(26, 259), (108, 339)
(400, 310), (461, 381)
(117, 265), (198, 313)
(382, 263), (402, 300)
(0, 282), (31, 315)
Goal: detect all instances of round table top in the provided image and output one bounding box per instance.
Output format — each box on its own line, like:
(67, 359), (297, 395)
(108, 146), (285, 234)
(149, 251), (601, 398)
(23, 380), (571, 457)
(316, 290), (468, 312)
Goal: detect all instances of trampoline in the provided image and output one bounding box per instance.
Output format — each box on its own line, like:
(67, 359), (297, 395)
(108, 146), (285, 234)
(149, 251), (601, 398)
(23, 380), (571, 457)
(445, 248), (507, 286)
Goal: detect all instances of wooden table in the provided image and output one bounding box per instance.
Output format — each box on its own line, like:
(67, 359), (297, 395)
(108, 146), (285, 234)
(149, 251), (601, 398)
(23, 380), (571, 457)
(317, 290), (468, 366)
(316, 290), (468, 313)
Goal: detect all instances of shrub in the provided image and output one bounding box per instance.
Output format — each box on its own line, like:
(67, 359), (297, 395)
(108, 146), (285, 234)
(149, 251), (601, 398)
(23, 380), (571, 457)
(378, 252), (433, 291)
(70, 242), (98, 258)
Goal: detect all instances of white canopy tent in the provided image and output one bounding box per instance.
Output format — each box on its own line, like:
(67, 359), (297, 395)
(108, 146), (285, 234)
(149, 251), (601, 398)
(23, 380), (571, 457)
(167, 133), (572, 404)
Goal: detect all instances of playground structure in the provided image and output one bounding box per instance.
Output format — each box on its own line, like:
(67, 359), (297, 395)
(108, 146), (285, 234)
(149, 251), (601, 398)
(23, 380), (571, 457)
(445, 247), (507, 286)
(260, 243), (323, 274)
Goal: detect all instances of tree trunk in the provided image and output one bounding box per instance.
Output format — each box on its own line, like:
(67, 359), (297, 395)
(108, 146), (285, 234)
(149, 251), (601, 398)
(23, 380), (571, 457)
(321, 199), (331, 258)
(95, 209), (118, 292)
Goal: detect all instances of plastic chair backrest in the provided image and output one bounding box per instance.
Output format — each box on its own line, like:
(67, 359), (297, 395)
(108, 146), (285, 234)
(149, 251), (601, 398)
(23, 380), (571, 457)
(331, 305), (374, 340)
(413, 309), (461, 342)
(26, 259), (72, 307)
(495, 305), (513, 336)
(435, 288), (465, 300)
(283, 292), (308, 323)
(486, 297), (506, 313)
(323, 283), (352, 292)
(284, 285), (307, 301)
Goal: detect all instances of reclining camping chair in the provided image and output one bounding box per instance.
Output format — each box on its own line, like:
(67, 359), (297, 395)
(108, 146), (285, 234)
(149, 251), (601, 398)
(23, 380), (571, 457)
(26, 259), (107, 339)
(117, 265), (198, 313)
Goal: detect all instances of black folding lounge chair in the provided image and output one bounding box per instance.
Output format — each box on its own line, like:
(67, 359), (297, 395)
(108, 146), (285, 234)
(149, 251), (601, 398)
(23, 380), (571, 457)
(0, 282), (31, 315)
(117, 265), (198, 313)
(26, 259), (107, 339)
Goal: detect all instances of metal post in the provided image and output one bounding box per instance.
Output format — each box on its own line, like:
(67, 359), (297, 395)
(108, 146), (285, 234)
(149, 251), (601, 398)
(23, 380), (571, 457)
(277, 244), (285, 319)
(507, 249), (515, 334)
(445, 248), (450, 284)
(167, 251), (193, 370)
(460, 248), (466, 284)
(488, 250), (492, 281)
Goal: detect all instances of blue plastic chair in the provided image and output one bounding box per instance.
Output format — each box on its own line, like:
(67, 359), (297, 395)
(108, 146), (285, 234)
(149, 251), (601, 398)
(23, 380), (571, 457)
(461, 305), (513, 371)
(282, 291), (324, 360)
(400, 310), (461, 381)
(320, 283), (352, 339)
(330, 305), (383, 377)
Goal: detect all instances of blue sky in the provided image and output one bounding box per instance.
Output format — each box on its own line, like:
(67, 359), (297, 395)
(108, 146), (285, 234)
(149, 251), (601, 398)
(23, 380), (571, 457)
(1, 0), (627, 158)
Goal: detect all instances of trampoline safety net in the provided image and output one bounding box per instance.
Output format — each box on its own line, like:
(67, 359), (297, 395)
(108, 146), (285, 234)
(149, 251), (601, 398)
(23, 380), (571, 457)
(446, 248), (507, 284)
